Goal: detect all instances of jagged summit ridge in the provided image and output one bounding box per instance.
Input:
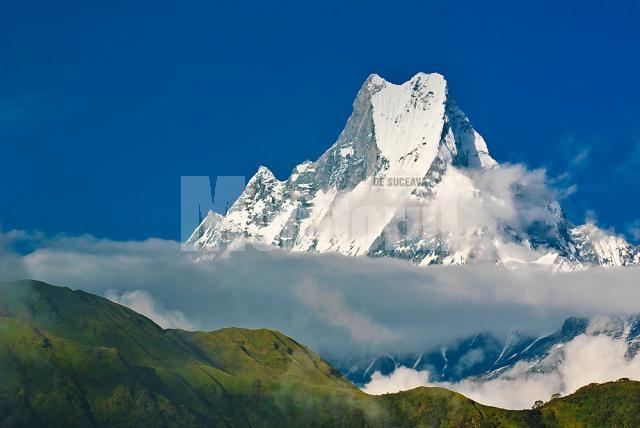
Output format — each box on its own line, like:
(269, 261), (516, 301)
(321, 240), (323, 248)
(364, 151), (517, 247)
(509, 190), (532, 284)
(186, 72), (638, 268)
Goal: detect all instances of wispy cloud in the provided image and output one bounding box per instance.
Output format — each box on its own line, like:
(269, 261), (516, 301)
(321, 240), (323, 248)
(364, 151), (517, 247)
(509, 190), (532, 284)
(627, 220), (640, 243)
(295, 280), (395, 344)
(617, 141), (640, 176)
(558, 134), (593, 169)
(105, 289), (194, 330)
(570, 147), (591, 167)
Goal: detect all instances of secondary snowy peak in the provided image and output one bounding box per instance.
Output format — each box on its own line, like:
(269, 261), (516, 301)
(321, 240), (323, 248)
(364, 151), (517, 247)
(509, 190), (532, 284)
(185, 210), (224, 247)
(570, 223), (640, 266)
(187, 72), (638, 268)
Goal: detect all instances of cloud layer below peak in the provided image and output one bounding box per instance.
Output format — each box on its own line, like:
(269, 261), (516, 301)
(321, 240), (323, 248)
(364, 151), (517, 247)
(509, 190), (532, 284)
(2, 230), (640, 362)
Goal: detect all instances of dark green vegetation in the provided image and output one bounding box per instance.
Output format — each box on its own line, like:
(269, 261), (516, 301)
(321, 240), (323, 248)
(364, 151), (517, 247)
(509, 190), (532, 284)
(539, 379), (640, 427)
(1, 280), (639, 427)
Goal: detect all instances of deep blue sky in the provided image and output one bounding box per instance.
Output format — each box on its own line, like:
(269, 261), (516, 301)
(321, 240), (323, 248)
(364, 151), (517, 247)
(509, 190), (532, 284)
(1, 0), (639, 242)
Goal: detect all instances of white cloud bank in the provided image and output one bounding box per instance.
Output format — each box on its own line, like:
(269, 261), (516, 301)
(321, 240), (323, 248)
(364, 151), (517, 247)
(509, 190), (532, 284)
(2, 230), (640, 362)
(363, 332), (640, 409)
(363, 366), (431, 395)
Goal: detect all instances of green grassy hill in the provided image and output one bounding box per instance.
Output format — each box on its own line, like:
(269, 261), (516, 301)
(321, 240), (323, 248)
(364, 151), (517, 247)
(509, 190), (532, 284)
(0, 280), (638, 427)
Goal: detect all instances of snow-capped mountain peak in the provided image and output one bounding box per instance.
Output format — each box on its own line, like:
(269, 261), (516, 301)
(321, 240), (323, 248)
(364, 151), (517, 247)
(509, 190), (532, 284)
(186, 72), (638, 268)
